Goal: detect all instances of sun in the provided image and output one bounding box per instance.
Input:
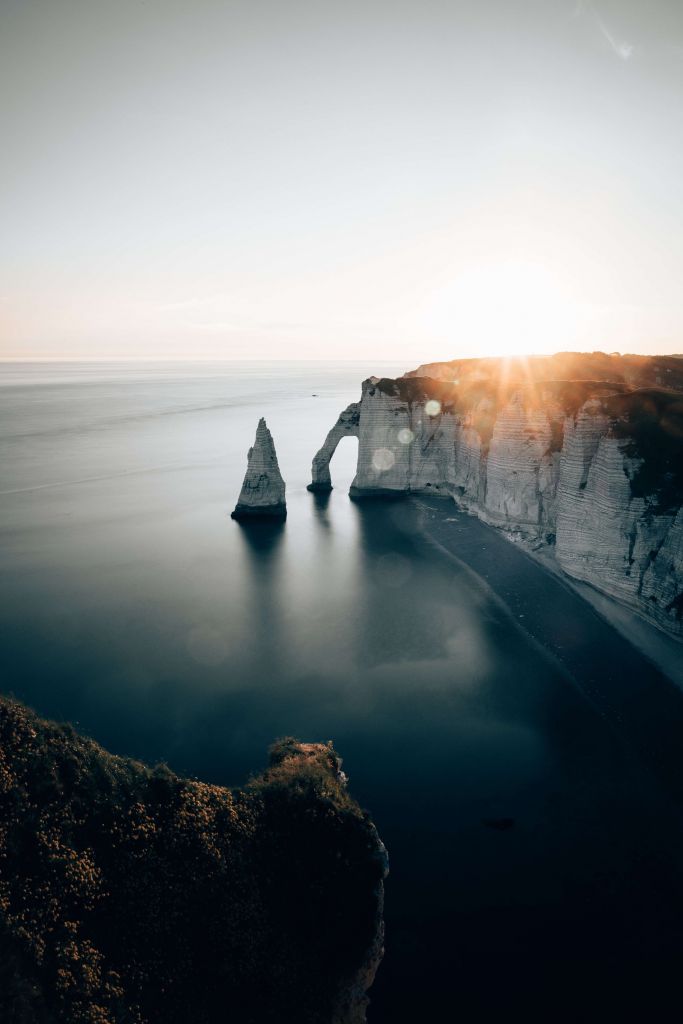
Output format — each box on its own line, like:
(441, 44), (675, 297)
(420, 260), (582, 358)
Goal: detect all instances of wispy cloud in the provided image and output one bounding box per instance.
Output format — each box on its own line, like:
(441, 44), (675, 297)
(593, 9), (634, 60)
(574, 1), (635, 61)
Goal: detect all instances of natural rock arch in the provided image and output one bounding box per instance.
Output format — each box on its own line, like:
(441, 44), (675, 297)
(307, 402), (360, 492)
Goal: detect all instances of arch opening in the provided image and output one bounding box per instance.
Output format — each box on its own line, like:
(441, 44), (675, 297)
(307, 402), (360, 493)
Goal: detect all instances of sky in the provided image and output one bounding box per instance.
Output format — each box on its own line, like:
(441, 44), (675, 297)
(1, 0), (683, 363)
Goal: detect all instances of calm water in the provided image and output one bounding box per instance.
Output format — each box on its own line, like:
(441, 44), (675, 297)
(2, 361), (683, 1019)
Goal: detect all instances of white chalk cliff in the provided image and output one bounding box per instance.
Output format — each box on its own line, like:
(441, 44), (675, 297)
(311, 355), (683, 639)
(232, 418), (287, 520)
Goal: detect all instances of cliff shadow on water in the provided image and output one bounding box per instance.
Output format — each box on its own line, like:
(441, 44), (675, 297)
(416, 496), (683, 803)
(341, 492), (683, 1021)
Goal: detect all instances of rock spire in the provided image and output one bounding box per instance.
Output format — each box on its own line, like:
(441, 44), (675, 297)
(231, 418), (287, 520)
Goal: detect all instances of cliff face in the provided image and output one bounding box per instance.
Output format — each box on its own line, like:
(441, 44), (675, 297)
(313, 364), (683, 639)
(0, 699), (387, 1024)
(554, 401), (683, 635)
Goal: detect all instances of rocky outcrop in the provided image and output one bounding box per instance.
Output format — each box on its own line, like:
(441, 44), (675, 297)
(232, 417), (286, 520)
(312, 361), (683, 639)
(308, 402), (361, 492)
(0, 697), (387, 1024)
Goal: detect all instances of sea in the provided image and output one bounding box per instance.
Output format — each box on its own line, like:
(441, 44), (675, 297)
(2, 360), (683, 1019)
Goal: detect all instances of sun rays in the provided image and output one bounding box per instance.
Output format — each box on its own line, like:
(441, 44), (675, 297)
(419, 261), (582, 361)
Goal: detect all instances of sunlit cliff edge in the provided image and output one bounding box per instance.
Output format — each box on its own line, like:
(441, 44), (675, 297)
(311, 353), (683, 639)
(0, 698), (387, 1024)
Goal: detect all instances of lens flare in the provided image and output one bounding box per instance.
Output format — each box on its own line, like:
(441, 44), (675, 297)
(372, 448), (395, 472)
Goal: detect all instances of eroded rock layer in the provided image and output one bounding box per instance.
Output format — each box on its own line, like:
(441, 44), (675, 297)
(314, 360), (683, 638)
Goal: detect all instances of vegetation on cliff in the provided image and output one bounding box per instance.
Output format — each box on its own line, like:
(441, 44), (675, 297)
(605, 389), (683, 512)
(403, 351), (683, 392)
(0, 698), (386, 1024)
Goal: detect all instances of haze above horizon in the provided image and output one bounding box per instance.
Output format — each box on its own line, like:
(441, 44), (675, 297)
(2, 0), (683, 362)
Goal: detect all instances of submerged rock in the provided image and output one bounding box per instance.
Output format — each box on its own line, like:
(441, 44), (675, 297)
(0, 697), (387, 1024)
(232, 417), (287, 520)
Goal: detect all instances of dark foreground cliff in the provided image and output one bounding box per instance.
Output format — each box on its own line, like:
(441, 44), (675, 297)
(0, 698), (386, 1024)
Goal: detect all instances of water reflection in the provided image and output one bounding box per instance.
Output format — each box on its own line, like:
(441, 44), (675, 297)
(235, 519), (286, 558)
(235, 520), (286, 673)
(351, 499), (451, 670)
(310, 490), (332, 531)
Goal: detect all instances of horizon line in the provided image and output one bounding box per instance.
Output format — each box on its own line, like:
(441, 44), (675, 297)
(1, 350), (682, 365)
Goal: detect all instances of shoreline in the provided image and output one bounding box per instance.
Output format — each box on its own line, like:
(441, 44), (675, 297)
(412, 495), (683, 802)
(520, 538), (683, 690)
(413, 496), (683, 690)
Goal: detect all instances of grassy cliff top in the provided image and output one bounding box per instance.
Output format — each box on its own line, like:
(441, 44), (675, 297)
(366, 374), (633, 416)
(402, 352), (683, 391)
(0, 698), (386, 1024)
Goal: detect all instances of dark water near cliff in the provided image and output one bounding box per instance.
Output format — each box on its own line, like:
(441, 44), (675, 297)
(3, 361), (683, 1019)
